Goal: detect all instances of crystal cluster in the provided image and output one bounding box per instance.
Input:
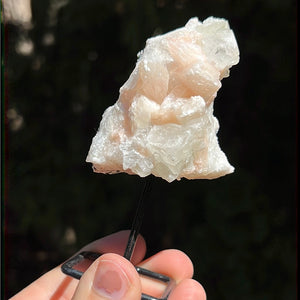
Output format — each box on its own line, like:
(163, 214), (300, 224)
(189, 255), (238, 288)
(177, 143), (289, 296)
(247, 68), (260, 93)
(86, 17), (240, 182)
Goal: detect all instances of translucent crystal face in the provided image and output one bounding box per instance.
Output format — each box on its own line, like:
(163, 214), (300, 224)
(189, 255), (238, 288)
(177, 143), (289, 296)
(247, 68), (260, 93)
(86, 17), (240, 182)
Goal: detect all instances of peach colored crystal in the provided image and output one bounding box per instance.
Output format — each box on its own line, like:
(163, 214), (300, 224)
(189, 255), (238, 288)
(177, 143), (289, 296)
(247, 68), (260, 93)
(86, 17), (240, 182)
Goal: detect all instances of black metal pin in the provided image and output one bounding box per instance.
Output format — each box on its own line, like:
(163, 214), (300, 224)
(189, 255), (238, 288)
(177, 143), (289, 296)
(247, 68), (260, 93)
(124, 176), (153, 261)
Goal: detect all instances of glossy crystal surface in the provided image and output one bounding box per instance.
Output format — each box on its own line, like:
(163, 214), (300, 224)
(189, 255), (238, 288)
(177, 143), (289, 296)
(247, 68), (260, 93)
(86, 17), (239, 182)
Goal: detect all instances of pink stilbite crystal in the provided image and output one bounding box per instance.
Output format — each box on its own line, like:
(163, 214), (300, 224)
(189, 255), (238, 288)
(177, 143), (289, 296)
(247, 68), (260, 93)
(86, 17), (240, 182)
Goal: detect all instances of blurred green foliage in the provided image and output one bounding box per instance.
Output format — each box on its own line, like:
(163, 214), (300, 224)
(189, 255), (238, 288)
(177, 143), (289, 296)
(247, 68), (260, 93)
(3, 0), (296, 299)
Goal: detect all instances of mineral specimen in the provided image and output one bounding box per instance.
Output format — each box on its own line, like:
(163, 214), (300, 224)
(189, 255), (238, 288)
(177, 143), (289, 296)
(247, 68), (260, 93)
(86, 17), (240, 182)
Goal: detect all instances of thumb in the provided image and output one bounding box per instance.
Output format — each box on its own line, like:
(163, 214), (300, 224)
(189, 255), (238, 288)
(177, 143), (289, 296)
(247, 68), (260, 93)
(72, 253), (142, 300)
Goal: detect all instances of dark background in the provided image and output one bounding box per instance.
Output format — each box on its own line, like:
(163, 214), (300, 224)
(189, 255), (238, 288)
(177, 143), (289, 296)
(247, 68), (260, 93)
(3, 0), (297, 299)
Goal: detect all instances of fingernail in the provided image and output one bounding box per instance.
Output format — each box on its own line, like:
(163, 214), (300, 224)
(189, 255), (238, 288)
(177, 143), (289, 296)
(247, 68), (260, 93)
(93, 260), (130, 299)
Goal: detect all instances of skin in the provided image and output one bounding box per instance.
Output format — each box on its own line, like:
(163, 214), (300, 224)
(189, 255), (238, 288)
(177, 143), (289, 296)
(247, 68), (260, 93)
(10, 230), (206, 300)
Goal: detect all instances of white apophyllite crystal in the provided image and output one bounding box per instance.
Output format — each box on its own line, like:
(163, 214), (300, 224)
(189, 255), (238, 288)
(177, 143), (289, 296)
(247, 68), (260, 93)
(86, 17), (240, 182)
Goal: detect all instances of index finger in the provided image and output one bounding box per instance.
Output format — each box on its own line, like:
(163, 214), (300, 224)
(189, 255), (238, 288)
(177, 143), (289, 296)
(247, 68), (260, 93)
(138, 249), (194, 283)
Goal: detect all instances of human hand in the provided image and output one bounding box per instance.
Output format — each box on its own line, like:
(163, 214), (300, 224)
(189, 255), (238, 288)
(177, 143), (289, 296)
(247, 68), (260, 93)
(10, 230), (206, 300)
